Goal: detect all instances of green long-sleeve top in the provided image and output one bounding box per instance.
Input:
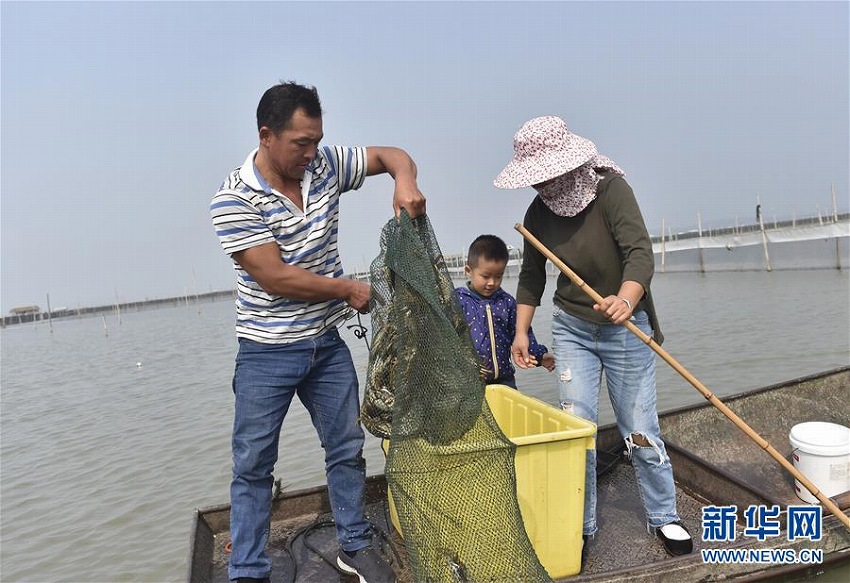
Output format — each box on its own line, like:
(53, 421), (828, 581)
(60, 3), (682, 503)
(516, 173), (664, 344)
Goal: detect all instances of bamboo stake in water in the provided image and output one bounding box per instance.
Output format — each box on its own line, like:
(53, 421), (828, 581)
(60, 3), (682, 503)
(756, 196), (772, 272)
(832, 184), (839, 223)
(697, 212), (706, 274)
(46, 293), (54, 334)
(515, 222), (850, 530)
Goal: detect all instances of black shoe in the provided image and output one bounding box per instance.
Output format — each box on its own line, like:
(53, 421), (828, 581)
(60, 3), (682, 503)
(235, 578), (270, 583)
(337, 546), (397, 583)
(656, 521), (693, 556)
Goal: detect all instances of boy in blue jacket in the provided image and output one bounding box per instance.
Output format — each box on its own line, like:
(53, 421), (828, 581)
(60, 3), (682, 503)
(456, 235), (555, 388)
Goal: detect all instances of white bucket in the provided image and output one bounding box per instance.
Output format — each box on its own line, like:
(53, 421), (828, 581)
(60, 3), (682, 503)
(789, 422), (850, 504)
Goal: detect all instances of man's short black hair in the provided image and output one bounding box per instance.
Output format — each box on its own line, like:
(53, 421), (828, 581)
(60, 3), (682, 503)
(466, 234), (509, 267)
(256, 81), (322, 133)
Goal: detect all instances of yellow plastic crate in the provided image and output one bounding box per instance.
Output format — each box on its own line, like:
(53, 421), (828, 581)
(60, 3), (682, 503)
(384, 383), (596, 579)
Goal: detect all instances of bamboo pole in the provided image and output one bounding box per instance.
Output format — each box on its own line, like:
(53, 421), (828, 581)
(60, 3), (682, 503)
(515, 222), (850, 530)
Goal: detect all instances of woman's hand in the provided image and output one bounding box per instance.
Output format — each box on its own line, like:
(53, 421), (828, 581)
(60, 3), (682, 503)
(593, 294), (633, 325)
(511, 333), (535, 369)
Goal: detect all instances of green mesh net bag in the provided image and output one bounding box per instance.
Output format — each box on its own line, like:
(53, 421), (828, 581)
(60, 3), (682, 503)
(362, 212), (552, 582)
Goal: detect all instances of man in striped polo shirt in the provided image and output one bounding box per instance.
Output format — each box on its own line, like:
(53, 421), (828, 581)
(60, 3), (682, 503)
(211, 81), (425, 583)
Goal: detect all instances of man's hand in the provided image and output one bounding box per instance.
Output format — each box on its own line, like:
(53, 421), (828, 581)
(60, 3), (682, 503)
(366, 146), (426, 218)
(393, 179), (426, 219)
(345, 280), (371, 313)
(540, 352), (556, 371)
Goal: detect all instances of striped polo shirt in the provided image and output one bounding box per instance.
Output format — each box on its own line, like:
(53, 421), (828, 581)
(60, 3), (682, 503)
(211, 146), (367, 343)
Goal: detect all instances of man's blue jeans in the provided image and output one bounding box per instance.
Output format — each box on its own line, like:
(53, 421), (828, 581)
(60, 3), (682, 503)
(551, 306), (680, 536)
(228, 328), (370, 580)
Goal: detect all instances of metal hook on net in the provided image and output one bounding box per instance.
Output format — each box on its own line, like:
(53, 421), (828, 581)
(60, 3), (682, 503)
(344, 309), (370, 352)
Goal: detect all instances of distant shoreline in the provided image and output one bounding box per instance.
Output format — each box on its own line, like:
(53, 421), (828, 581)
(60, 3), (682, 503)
(4, 213), (847, 328)
(1, 289), (237, 328)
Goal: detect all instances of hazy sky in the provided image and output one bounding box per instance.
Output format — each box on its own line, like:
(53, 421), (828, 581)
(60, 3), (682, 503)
(1, 0), (847, 312)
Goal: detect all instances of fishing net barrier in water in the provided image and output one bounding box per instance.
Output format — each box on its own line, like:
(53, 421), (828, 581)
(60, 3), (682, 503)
(361, 212), (552, 582)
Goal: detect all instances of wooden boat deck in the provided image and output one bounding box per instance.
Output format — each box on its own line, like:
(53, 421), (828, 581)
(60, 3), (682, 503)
(199, 465), (735, 583)
(189, 368), (850, 582)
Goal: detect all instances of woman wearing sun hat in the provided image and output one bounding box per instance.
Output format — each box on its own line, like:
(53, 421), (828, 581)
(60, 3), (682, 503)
(494, 116), (693, 563)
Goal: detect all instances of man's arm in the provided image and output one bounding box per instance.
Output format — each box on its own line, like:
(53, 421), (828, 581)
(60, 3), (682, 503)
(233, 242), (370, 312)
(366, 146), (426, 218)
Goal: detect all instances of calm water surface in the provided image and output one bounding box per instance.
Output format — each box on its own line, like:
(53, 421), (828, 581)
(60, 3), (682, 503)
(1, 270), (848, 582)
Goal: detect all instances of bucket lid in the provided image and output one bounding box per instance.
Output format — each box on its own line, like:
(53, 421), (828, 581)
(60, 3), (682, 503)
(789, 422), (850, 455)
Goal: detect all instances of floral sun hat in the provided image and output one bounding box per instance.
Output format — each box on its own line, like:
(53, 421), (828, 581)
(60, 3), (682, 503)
(493, 116), (598, 189)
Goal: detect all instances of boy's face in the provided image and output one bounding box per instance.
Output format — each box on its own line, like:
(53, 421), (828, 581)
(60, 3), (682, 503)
(465, 258), (507, 298)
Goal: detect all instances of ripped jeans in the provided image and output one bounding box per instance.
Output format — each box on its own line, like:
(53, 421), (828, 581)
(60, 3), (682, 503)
(551, 306), (680, 536)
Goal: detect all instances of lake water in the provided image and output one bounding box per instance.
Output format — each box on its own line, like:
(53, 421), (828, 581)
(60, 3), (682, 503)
(1, 270), (848, 582)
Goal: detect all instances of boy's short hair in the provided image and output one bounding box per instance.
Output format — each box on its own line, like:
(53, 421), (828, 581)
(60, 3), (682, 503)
(467, 235), (509, 267)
